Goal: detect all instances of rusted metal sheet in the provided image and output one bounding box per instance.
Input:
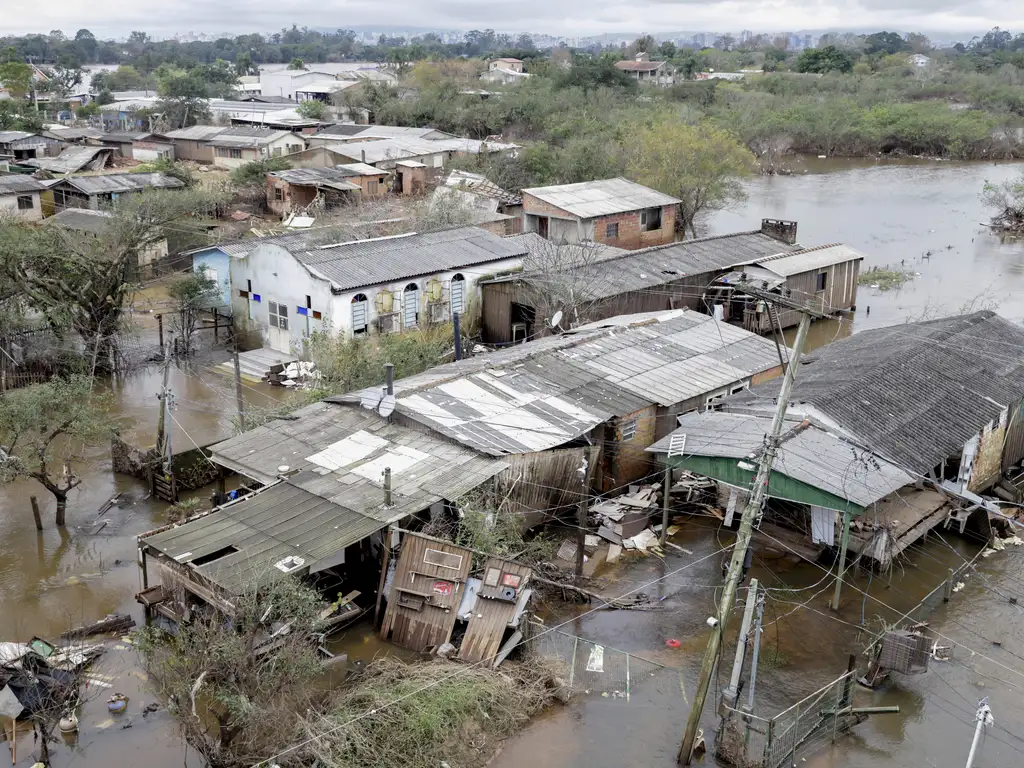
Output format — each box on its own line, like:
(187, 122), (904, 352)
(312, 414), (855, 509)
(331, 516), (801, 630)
(970, 416), (1007, 492)
(459, 557), (533, 665)
(381, 532), (472, 652)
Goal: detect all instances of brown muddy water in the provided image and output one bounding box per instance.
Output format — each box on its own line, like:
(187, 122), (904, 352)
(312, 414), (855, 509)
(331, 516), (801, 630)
(4, 159), (1024, 767)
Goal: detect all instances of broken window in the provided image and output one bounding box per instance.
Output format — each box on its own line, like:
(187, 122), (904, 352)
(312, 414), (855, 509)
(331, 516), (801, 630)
(816, 272), (828, 292)
(367, 180), (378, 195)
(16, 195), (33, 210)
(403, 283), (419, 329)
(620, 417), (638, 441)
(424, 548), (463, 570)
(640, 207), (662, 232)
(268, 301), (289, 330)
(605, 221), (619, 239)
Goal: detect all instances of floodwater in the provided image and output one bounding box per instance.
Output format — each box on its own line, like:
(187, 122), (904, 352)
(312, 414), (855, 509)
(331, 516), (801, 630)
(5, 159), (1024, 768)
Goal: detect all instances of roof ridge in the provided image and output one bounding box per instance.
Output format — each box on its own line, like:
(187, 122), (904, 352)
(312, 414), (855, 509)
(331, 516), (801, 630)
(758, 242), (843, 261)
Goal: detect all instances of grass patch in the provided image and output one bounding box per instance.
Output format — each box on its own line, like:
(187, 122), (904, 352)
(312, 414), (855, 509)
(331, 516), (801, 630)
(306, 657), (562, 768)
(757, 647), (790, 671)
(858, 266), (915, 291)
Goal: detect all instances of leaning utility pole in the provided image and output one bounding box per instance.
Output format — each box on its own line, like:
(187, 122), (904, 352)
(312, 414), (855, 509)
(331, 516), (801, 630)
(964, 700), (993, 768)
(678, 311), (811, 765)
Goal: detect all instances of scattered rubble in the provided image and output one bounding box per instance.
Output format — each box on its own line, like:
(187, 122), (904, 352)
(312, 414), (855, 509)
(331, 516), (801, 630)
(268, 360), (319, 388)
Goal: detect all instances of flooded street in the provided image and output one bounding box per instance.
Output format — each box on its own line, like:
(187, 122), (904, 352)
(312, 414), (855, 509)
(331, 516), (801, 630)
(4, 159), (1024, 767)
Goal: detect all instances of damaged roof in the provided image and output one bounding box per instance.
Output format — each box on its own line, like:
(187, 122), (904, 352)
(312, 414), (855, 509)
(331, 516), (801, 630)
(52, 172), (186, 195)
(336, 309), (784, 456)
(141, 481), (388, 594)
(269, 167), (362, 191)
(208, 400), (507, 521)
(522, 177), (680, 219)
(22, 145), (112, 173)
(755, 243), (865, 277)
(648, 411), (915, 509)
(0, 175), (48, 194)
(732, 311), (1024, 475)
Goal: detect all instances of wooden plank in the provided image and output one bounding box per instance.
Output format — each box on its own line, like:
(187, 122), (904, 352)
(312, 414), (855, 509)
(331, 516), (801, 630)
(460, 558), (532, 664)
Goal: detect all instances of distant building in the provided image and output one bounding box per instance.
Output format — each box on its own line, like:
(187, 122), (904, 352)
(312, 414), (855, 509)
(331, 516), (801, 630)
(48, 208), (169, 273)
(614, 53), (675, 86)
(489, 58), (524, 74)
(0, 175), (47, 221)
(909, 54), (933, 68)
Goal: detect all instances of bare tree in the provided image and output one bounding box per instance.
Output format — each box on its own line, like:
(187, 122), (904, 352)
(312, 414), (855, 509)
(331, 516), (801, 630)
(166, 271), (218, 355)
(982, 170), (1024, 232)
(517, 239), (615, 330)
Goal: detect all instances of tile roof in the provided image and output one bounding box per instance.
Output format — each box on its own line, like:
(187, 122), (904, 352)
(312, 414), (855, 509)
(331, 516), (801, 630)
(208, 400), (507, 522)
(0, 175), (48, 194)
(141, 481), (389, 594)
(523, 177), (680, 218)
(648, 411), (915, 509)
(615, 60), (665, 72)
(336, 309), (784, 456)
(756, 243), (866, 277)
(285, 226), (529, 292)
(733, 311), (1024, 475)
(53, 172), (186, 195)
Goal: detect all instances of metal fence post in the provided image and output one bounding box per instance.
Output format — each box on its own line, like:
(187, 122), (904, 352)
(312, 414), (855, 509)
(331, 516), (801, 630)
(568, 635), (578, 689)
(790, 703), (800, 765)
(763, 718), (774, 766)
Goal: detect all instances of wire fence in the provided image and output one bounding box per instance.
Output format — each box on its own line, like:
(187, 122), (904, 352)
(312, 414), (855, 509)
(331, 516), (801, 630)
(527, 621), (682, 702)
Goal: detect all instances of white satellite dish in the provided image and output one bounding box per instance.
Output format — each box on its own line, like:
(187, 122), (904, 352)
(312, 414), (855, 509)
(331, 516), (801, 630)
(550, 310), (563, 329)
(378, 393), (396, 418)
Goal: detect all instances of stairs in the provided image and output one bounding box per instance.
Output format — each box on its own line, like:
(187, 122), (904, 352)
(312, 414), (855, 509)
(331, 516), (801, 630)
(216, 347), (299, 383)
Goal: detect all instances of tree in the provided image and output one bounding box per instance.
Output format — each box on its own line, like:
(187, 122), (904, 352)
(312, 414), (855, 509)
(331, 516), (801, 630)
(0, 61), (32, 99)
(517, 239), (613, 329)
(49, 61), (84, 99)
(235, 51), (256, 76)
(230, 156), (291, 188)
(763, 47), (789, 72)
(659, 41), (677, 60)
(155, 69), (212, 128)
(136, 577), (330, 768)
(626, 116), (754, 237)
(675, 52), (701, 79)
(982, 170), (1024, 232)
(296, 99), (326, 119)
(167, 272), (218, 355)
(795, 45), (855, 74)
(0, 376), (114, 526)
(287, 57), (306, 70)
(863, 31), (909, 56)
(904, 32), (932, 54)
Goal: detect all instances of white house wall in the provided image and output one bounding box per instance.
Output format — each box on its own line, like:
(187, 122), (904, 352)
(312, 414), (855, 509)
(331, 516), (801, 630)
(0, 191), (42, 221)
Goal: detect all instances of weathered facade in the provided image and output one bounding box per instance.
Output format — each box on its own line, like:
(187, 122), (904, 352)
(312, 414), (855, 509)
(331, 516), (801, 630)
(0, 130), (63, 160)
(520, 177), (680, 250)
(0, 176), (47, 222)
(47, 172), (186, 212)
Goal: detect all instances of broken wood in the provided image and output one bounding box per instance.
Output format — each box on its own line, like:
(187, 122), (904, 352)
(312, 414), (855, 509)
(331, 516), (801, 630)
(60, 613), (135, 640)
(96, 494), (120, 517)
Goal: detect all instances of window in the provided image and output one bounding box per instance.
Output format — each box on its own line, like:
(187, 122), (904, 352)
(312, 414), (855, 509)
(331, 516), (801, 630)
(273, 186), (284, 201)
(367, 179), (379, 195)
(216, 147), (243, 159)
(16, 195), (33, 210)
(816, 272), (828, 292)
(268, 301), (288, 330)
(272, 147), (283, 157)
(605, 221), (619, 239)
(620, 417), (638, 442)
(450, 273), (466, 315)
(403, 282), (419, 328)
(641, 207), (662, 232)
(351, 293), (369, 335)
(424, 548), (464, 570)
(202, 266), (218, 284)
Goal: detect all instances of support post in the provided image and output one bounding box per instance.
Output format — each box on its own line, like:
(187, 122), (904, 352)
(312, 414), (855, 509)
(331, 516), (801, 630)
(453, 312), (462, 361)
(384, 467), (392, 507)
(679, 311), (812, 765)
(374, 526), (393, 626)
(155, 337), (172, 465)
(156, 314), (164, 355)
(944, 568), (954, 602)
(722, 578), (759, 712)
(30, 495), (42, 531)
(831, 510), (853, 611)
(386, 363), (394, 395)
(965, 701), (993, 768)
(575, 491), (587, 580)
(212, 307), (219, 343)
(232, 324), (245, 432)
(661, 465), (671, 547)
(746, 586), (764, 712)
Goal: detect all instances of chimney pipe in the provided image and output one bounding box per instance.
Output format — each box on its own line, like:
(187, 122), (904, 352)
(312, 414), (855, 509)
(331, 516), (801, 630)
(384, 467), (392, 506)
(361, 148), (366, 163)
(385, 363), (394, 396)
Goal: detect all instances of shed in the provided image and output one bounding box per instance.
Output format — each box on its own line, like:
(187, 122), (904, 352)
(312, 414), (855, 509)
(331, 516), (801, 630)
(459, 556), (533, 665)
(381, 533), (473, 652)
(22, 145), (114, 174)
(0, 175), (48, 221)
(0, 131), (63, 160)
(48, 172), (185, 212)
(266, 167), (364, 216)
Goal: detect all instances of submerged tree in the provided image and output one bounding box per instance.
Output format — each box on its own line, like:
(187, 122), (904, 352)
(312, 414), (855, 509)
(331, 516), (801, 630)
(0, 375), (114, 526)
(982, 171), (1024, 232)
(166, 271), (219, 355)
(626, 115), (755, 237)
(136, 577), (328, 768)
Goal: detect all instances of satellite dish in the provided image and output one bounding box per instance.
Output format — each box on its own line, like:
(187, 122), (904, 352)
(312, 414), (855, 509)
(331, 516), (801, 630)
(378, 393), (396, 418)
(550, 310), (563, 329)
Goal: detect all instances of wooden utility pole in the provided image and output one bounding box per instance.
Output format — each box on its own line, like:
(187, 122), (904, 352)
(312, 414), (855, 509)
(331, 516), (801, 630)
(661, 466), (671, 547)
(155, 335), (172, 462)
(230, 321), (246, 431)
(30, 496), (42, 531)
(831, 509), (853, 610)
(575, 454), (589, 580)
(678, 311), (811, 765)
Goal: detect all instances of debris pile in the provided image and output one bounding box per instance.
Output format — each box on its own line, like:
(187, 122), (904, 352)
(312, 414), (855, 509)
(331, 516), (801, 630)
(267, 360), (319, 388)
(591, 484), (666, 557)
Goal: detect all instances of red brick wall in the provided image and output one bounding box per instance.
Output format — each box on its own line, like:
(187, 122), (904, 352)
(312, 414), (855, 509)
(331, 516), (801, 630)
(522, 193), (676, 250)
(592, 211), (643, 249)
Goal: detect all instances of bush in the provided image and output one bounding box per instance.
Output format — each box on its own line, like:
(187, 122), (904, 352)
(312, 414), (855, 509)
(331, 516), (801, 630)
(229, 156), (291, 187)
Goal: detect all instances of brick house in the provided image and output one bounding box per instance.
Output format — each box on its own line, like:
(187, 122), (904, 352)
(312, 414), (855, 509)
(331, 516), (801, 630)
(520, 177), (681, 250)
(266, 163), (388, 215)
(615, 53), (675, 86)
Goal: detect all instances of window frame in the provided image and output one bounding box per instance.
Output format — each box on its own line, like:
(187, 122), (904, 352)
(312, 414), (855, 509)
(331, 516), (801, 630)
(450, 273), (466, 315)
(816, 271), (828, 292)
(268, 301), (289, 331)
(351, 293), (369, 335)
(605, 221), (619, 239)
(16, 195), (33, 210)
(640, 206), (662, 232)
(620, 417), (638, 442)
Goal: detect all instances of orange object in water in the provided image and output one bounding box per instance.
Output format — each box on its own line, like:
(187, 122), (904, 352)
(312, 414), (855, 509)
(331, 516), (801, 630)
(665, 639), (681, 648)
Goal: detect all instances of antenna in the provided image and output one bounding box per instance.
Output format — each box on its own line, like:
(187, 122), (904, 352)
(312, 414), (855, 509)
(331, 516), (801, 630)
(549, 309), (563, 331)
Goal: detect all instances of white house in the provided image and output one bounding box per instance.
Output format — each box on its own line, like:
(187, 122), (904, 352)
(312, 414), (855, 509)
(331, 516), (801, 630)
(229, 226), (529, 352)
(207, 128), (304, 169)
(908, 54), (933, 68)
(0, 175), (47, 221)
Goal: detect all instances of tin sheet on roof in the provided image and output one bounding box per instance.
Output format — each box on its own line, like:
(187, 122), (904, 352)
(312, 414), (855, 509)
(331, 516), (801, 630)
(0, 175), (48, 194)
(56, 172), (185, 195)
(523, 177), (681, 218)
(141, 481), (388, 594)
(754, 244), (865, 277)
(22, 146), (112, 173)
(48, 208), (114, 234)
(648, 411), (914, 509)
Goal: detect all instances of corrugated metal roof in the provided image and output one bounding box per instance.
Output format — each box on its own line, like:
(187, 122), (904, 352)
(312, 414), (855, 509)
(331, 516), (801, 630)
(495, 231), (801, 299)
(0, 175), (48, 194)
(327, 136), (515, 165)
(616, 61), (666, 72)
(283, 226), (529, 291)
(523, 177), (681, 219)
(98, 131), (150, 142)
(294, 79), (360, 94)
(23, 146), (112, 173)
(339, 310), (784, 456)
(755, 243), (866, 277)
(0, 130), (37, 144)
(55, 172), (186, 195)
(445, 169), (522, 205)
(270, 167), (362, 190)
(160, 125), (229, 141)
(207, 129), (292, 148)
(313, 125), (452, 141)
(733, 311), (1024, 475)
(648, 411), (914, 508)
(208, 401), (507, 523)
(48, 208), (114, 234)
(141, 481), (387, 594)
(336, 162), (386, 176)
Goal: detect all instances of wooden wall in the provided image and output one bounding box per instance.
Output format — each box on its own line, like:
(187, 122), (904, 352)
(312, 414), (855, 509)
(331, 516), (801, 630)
(747, 259), (861, 332)
(459, 557), (532, 665)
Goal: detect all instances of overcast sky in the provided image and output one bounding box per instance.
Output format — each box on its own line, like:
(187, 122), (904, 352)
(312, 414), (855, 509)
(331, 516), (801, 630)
(2, 0), (1022, 39)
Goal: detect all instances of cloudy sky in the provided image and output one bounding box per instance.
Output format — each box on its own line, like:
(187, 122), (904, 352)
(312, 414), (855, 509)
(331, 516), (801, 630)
(3, 0), (1022, 39)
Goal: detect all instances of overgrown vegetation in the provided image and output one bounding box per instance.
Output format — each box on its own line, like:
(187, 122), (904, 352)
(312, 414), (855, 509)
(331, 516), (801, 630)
(858, 266), (916, 291)
(304, 656), (561, 768)
(983, 169), (1024, 232)
(166, 271), (219, 355)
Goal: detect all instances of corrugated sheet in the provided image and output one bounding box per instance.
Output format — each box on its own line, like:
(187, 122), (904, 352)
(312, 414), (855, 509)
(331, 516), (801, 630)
(209, 401), (507, 521)
(755, 244), (866, 277)
(0, 175), (48, 194)
(736, 311), (1024, 476)
(141, 482), (386, 594)
(0, 130), (36, 143)
(23, 146), (112, 173)
(494, 231), (801, 300)
(57, 172), (185, 195)
(340, 309), (785, 455)
(160, 125), (229, 141)
(48, 208), (113, 234)
(271, 167), (364, 189)
(290, 226), (529, 291)
(523, 177), (681, 218)
(207, 129), (292, 148)
(649, 411), (914, 508)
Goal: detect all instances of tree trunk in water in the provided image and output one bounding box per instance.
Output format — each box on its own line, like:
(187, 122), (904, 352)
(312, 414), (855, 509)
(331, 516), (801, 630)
(55, 492), (67, 527)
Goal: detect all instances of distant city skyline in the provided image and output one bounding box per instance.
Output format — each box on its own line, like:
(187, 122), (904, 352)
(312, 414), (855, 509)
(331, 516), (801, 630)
(2, 0), (1021, 40)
